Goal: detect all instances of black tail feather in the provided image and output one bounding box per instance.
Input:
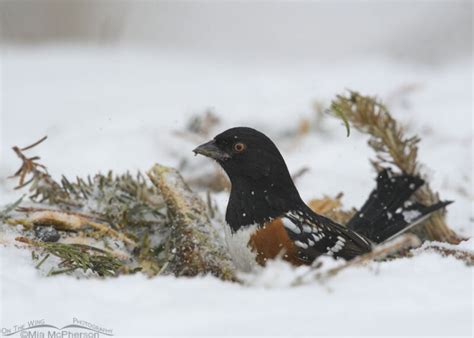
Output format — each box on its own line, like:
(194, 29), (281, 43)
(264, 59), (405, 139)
(346, 169), (452, 243)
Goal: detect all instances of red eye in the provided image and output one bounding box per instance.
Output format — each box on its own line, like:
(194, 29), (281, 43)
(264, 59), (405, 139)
(233, 142), (246, 153)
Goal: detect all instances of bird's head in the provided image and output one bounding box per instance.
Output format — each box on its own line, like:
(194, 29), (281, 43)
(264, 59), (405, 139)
(194, 127), (302, 230)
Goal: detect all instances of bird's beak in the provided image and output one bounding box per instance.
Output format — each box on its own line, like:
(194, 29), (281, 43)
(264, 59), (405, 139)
(193, 140), (230, 161)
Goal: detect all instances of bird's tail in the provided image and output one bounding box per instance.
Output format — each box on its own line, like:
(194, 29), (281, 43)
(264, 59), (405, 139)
(346, 169), (452, 244)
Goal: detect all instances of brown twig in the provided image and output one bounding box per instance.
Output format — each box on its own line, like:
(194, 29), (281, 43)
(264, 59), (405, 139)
(291, 167), (310, 182)
(419, 242), (474, 266)
(10, 136), (49, 188)
(21, 136), (48, 151)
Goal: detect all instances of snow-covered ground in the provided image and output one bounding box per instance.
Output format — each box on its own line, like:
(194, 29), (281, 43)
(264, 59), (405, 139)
(0, 46), (472, 336)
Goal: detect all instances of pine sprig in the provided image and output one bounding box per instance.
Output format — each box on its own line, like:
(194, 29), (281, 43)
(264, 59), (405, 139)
(16, 237), (123, 277)
(331, 92), (421, 173)
(330, 90), (462, 244)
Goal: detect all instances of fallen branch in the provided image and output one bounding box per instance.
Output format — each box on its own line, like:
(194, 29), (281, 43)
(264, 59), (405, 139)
(7, 210), (136, 246)
(147, 164), (236, 281)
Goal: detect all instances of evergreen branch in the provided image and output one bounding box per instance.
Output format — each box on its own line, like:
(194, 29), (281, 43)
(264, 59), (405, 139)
(329, 90), (462, 244)
(16, 237), (124, 277)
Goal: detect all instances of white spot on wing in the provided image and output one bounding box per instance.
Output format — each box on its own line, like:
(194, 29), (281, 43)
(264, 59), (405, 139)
(327, 236), (346, 254)
(403, 210), (422, 223)
(282, 217), (301, 234)
(295, 240), (308, 249)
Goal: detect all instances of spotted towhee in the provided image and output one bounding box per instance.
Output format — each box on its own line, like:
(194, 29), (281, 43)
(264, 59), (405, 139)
(194, 127), (451, 271)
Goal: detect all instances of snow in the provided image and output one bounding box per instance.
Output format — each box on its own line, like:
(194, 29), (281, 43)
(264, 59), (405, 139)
(0, 9), (473, 336)
(0, 245), (472, 336)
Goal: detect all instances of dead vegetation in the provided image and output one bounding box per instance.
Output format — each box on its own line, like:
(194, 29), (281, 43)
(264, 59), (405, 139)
(330, 91), (462, 244)
(2, 137), (234, 279)
(307, 193), (355, 225)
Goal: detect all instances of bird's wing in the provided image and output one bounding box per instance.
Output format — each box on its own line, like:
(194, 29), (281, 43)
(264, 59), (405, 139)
(283, 208), (373, 261)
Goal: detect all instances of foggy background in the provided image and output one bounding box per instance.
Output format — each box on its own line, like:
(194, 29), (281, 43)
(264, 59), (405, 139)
(0, 1), (472, 64)
(0, 0), (472, 193)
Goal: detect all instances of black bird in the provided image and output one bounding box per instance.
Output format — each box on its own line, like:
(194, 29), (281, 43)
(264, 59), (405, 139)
(194, 127), (451, 271)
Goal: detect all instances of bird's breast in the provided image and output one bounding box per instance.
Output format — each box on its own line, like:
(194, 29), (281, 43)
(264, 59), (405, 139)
(224, 218), (302, 272)
(224, 223), (259, 272)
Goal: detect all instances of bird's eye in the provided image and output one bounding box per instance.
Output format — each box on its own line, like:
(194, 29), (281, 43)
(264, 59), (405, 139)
(233, 142), (246, 153)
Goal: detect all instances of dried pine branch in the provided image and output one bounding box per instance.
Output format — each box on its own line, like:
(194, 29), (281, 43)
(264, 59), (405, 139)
(10, 136), (77, 205)
(330, 91), (462, 244)
(10, 136), (49, 188)
(7, 137), (172, 277)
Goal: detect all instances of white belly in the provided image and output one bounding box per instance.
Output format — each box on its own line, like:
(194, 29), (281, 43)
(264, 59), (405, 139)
(223, 224), (259, 272)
